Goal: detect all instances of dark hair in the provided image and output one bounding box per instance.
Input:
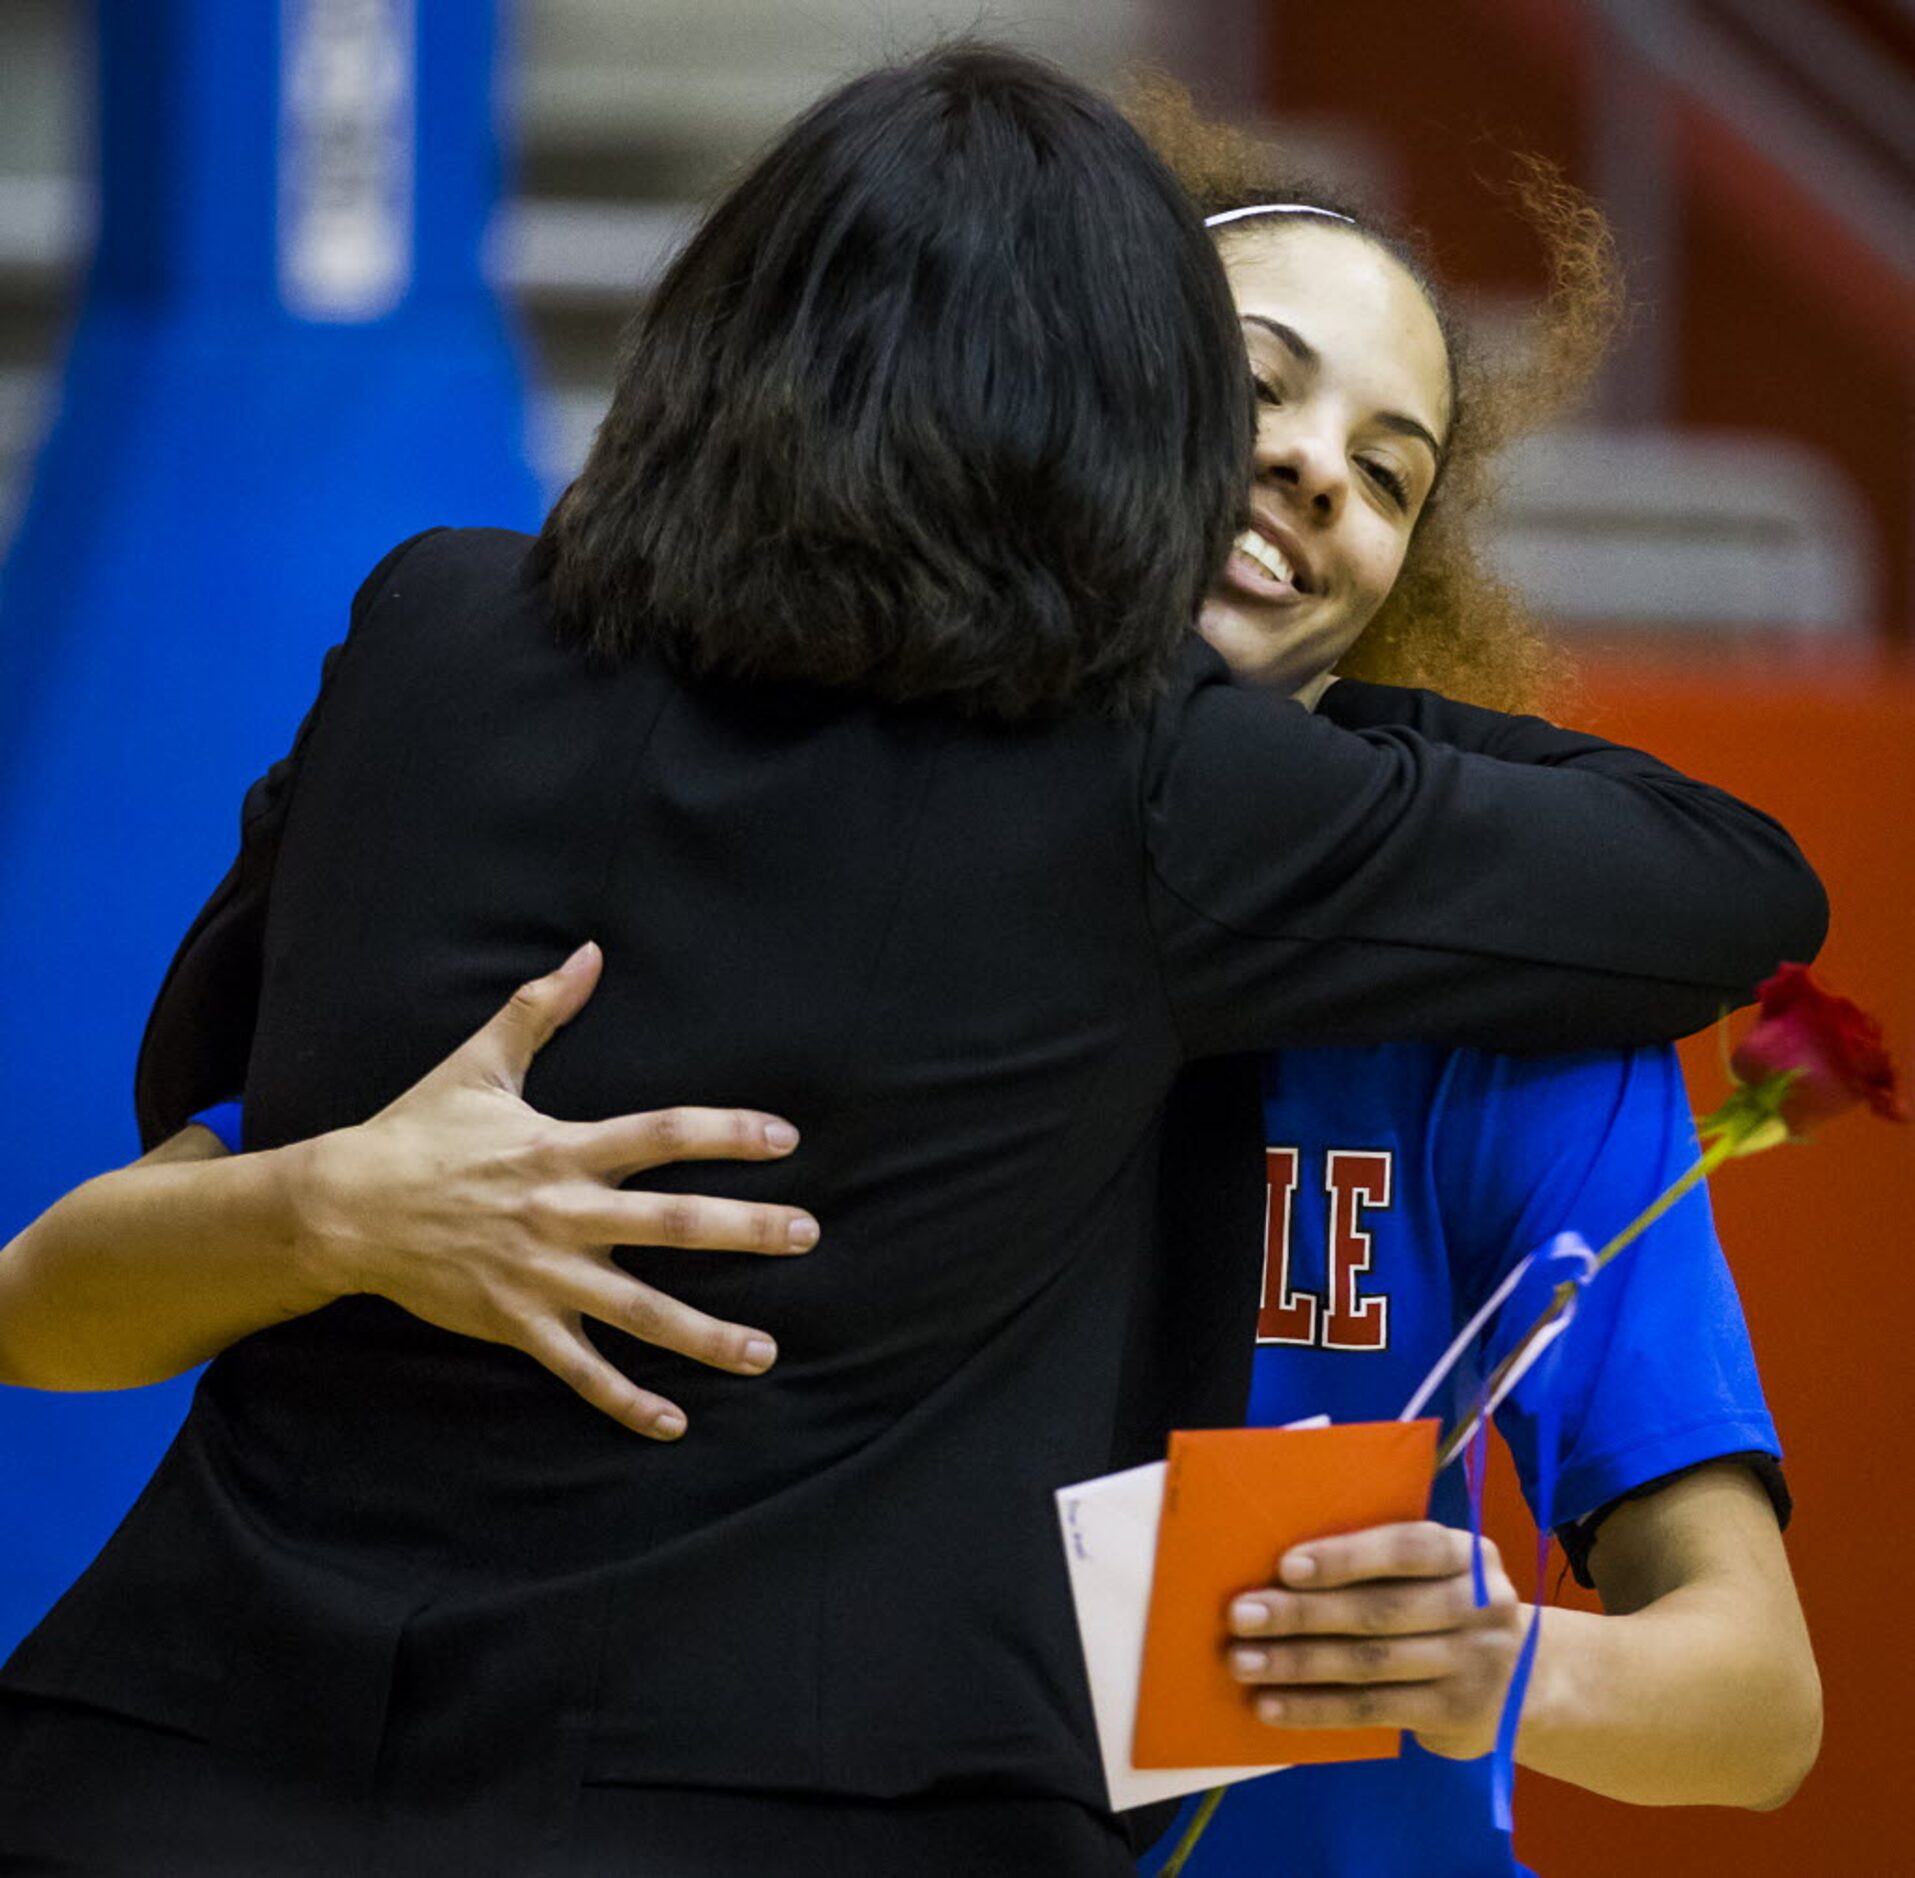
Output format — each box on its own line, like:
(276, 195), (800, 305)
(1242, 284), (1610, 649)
(537, 43), (1253, 723)
(1128, 76), (1622, 715)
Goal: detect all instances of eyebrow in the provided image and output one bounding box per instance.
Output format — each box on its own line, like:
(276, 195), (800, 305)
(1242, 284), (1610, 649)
(1241, 313), (1318, 370)
(1240, 313), (1445, 462)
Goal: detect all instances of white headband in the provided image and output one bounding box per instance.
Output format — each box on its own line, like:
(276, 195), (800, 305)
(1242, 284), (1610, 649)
(1203, 203), (1358, 230)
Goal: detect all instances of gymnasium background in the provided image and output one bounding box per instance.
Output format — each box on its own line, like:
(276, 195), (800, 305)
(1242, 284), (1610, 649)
(0, 3), (1907, 1871)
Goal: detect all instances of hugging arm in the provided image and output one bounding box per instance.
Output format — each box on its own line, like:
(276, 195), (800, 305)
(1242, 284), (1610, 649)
(0, 945), (817, 1437)
(1147, 651), (1826, 1058)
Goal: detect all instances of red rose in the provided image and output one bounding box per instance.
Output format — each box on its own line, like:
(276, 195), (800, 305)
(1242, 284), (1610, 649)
(1731, 963), (1908, 1132)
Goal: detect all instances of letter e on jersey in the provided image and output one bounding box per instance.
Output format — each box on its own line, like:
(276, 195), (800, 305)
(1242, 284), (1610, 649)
(1256, 1146), (1393, 1350)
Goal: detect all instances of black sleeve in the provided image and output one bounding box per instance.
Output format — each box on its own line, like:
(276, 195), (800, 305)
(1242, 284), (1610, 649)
(1145, 646), (1828, 1059)
(1324, 675), (1695, 767)
(133, 530), (445, 1147)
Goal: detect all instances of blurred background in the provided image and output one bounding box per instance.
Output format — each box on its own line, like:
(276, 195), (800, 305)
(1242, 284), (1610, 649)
(0, 3), (1908, 1872)
(5, 0), (1907, 633)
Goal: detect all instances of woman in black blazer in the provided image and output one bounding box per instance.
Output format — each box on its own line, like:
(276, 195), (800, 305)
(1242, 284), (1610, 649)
(0, 45), (1824, 1878)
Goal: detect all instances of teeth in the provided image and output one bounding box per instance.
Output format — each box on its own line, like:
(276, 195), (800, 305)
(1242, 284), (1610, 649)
(1235, 530), (1295, 585)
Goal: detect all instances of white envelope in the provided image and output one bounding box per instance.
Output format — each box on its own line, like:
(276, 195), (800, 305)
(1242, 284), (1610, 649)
(1056, 1453), (1300, 1811)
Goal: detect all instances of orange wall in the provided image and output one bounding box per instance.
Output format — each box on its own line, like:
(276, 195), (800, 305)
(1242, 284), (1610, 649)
(1487, 653), (1915, 1872)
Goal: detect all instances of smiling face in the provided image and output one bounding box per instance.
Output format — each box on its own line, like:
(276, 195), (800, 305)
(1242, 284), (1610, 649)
(1200, 220), (1453, 696)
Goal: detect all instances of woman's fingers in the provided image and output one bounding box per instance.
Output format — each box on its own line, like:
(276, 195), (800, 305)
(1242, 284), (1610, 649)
(547, 1187), (819, 1256)
(427, 941), (605, 1099)
(341, 948), (813, 1406)
(1230, 1624), (1525, 1745)
(1229, 1570), (1510, 1641)
(1218, 1520), (1525, 1754)
(1246, 1657), (1517, 1733)
(1229, 1631), (1474, 1687)
(581, 1106), (803, 1181)
(1277, 1521), (1490, 1590)
(518, 1317), (689, 1441)
(1228, 1524), (1515, 1643)
(561, 1263), (781, 1377)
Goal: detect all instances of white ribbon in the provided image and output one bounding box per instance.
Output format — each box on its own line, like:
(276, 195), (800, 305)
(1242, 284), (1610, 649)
(1398, 1232), (1601, 1458)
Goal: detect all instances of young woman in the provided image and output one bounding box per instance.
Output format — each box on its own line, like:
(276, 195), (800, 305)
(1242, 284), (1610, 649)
(0, 47), (1822, 1876)
(1130, 92), (1820, 1875)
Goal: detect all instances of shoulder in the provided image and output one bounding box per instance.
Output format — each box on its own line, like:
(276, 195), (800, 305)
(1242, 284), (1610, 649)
(350, 527), (538, 623)
(1260, 1042), (1454, 1135)
(338, 528), (550, 684)
(1261, 1042), (1692, 1161)
(1433, 1042), (1698, 1195)
(1433, 1041), (1688, 1135)
(1427, 1044), (1702, 1292)
(1137, 639), (1359, 882)
(1143, 637), (1304, 752)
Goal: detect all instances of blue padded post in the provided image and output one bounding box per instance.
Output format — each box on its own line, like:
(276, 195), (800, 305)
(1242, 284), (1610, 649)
(0, 0), (542, 1657)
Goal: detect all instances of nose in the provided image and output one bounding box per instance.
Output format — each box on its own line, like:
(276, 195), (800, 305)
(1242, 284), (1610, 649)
(1255, 415), (1345, 522)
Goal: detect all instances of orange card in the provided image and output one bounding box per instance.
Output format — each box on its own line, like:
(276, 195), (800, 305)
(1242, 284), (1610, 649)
(1132, 1420), (1437, 1768)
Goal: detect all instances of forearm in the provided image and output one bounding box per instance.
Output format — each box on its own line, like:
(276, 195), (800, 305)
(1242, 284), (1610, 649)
(1156, 658), (1827, 1061)
(0, 1133), (342, 1391)
(1518, 1574), (1821, 1808)
(1316, 677), (1828, 1013)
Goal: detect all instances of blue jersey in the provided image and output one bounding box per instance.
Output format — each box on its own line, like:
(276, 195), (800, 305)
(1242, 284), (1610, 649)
(1139, 1042), (1780, 1878)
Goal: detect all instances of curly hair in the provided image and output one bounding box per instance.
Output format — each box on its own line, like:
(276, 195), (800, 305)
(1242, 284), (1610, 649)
(1127, 78), (1624, 716)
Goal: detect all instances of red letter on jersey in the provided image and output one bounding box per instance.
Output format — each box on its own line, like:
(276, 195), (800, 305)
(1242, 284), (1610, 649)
(1322, 1149), (1392, 1351)
(1256, 1146), (1317, 1345)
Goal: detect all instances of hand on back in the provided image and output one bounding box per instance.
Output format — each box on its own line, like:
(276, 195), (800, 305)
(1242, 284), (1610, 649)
(289, 942), (817, 1440)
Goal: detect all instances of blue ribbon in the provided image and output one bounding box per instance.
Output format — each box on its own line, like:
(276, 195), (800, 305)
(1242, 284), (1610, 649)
(1488, 1328), (1562, 1833)
(1461, 1233), (1598, 1845)
(1464, 1415), (1491, 1608)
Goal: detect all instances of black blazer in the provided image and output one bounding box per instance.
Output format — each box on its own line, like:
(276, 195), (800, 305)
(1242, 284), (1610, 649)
(4, 528), (1825, 1845)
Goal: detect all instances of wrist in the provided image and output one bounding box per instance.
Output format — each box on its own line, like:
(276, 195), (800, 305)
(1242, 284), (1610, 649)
(271, 1132), (368, 1305)
(1417, 1600), (1555, 1764)
(1416, 1684), (1514, 1764)
(1511, 1602), (1607, 1766)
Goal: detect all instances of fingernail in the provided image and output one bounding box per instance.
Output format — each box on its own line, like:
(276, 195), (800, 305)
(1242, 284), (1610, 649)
(1281, 1552), (1317, 1584)
(786, 1217), (819, 1250)
(1257, 1696), (1285, 1724)
(765, 1121), (800, 1151)
(650, 1409), (686, 1439)
(743, 1337), (777, 1371)
(1229, 1598), (1266, 1631)
(563, 940), (597, 969)
(1230, 1648), (1267, 1677)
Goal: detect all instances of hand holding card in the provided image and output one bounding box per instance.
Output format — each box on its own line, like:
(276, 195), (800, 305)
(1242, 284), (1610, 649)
(1132, 1420), (1438, 1769)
